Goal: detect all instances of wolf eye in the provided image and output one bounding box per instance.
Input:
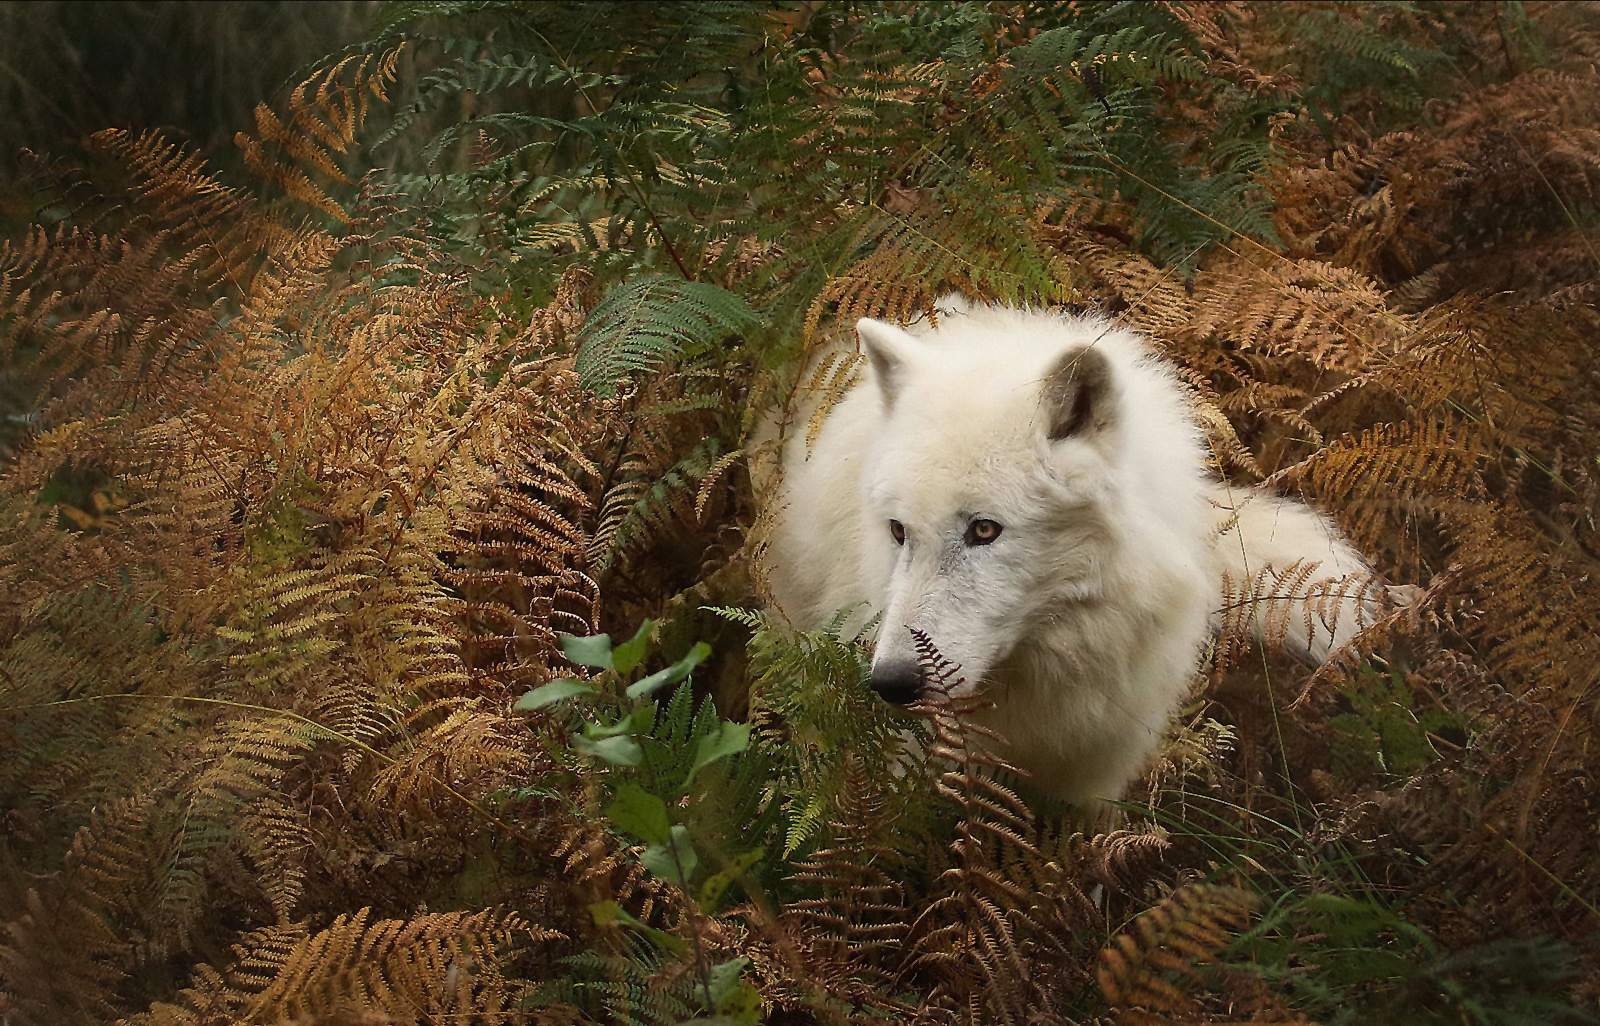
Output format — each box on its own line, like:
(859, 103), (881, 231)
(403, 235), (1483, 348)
(965, 519), (1003, 546)
(889, 520), (906, 545)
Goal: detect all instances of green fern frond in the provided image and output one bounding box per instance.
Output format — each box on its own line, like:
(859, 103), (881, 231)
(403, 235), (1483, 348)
(574, 277), (759, 397)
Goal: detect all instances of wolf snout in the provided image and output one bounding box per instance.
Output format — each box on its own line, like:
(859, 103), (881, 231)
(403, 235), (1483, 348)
(870, 659), (922, 705)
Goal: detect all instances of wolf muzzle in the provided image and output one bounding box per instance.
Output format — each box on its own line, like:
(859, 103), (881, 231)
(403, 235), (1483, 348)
(870, 659), (922, 705)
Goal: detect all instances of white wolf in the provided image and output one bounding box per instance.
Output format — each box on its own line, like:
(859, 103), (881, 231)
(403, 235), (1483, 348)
(761, 300), (1399, 808)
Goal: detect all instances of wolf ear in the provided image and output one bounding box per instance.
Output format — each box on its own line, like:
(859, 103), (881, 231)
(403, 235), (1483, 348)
(857, 318), (920, 409)
(1042, 345), (1115, 440)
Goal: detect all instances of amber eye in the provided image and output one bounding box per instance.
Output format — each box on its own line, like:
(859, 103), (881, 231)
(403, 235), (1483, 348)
(889, 520), (906, 545)
(965, 519), (1003, 546)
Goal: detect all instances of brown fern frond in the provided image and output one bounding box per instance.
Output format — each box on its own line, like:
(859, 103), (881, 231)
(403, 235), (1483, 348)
(785, 754), (910, 964)
(1269, 418), (1483, 553)
(1, 56), (616, 1022)
(1097, 884), (1298, 1026)
(1215, 558), (1396, 675)
(235, 48), (405, 220)
(1188, 258), (1403, 373)
(368, 700), (532, 809)
(902, 630), (1101, 1021)
(126, 908), (552, 1026)
(1077, 828), (1175, 897)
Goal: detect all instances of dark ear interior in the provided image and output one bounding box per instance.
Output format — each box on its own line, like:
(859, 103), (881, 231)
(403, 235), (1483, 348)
(1042, 345), (1115, 440)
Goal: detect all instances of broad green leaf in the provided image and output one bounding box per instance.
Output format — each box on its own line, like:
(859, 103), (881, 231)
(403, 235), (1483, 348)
(588, 899), (634, 928)
(626, 666), (681, 701)
(585, 705), (655, 739)
(626, 641), (713, 700)
(698, 848), (764, 909)
(573, 733), (642, 766)
(641, 824), (698, 886)
(707, 957), (755, 1016)
(685, 721), (751, 785)
(606, 783), (672, 846)
(588, 900), (686, 955)
(513, 678), (596, 711)
(560, 632), (614, 668)
(610, 619), (654, 676)
(719, 984), (762, 1024)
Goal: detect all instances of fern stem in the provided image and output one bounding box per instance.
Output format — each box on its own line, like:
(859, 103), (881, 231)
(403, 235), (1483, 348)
(1483, 821), (1600, 923)
(639, 196), (694, 281)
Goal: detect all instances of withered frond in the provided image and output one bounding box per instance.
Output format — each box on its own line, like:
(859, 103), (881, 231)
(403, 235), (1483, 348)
(1097, 884), (1302, 1026)
(904, 630), (1102, 1022)
(236, 48), (405, 220)
(123, 908), (552, 1026)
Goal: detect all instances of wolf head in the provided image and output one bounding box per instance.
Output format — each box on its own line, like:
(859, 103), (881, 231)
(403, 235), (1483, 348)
(855, 311), (1125, 705)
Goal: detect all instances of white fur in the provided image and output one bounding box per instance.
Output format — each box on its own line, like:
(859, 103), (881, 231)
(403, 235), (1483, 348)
(761, 301), (1395, 808)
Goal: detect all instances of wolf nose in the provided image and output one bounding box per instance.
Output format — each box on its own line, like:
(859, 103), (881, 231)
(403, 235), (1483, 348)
(870, 660), (923, 705)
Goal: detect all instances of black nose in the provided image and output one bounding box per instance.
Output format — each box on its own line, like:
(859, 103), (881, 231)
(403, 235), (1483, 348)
(870, 659), (922, 705)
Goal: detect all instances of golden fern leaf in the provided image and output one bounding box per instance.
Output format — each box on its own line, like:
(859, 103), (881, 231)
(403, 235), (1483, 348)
(784, 755), (910, 974)
(552, 823), (673, 933)
(1076, 828), (1175, 896)
(3, 69), (613, 1021)
(1052, 232), (1195, 340)
(164, 714), (321, 927)
(368, 700), (532, 809)
(235, 49), (405, 220)
(1097, 883), (1294, 1025)
(1268, 418), (1484, 553)
(125, 908), (553, 1026)
(1188, 257), (1403, 373)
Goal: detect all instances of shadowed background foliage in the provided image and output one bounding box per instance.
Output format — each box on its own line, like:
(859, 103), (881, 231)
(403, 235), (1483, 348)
(0, 2), (369, 179)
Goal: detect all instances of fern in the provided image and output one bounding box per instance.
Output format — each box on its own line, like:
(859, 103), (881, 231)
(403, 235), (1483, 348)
(730, 608), (929, 857)
(573, 277), (760, 397)
(124, 908), (549, 1025)
(551, 944), (697, 1026)
(7, 2), (1600, 1022)
(1098, 883), (1276, 1025)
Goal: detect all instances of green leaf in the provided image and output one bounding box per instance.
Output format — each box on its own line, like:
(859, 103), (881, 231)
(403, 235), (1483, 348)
(701, 957), (761, 1023)
(641, 824), (698, 886)
(626, 641), (713, 700)
(685, 721), (751, 785)
(513, 679), (596, 711)
(587, 900), (687, 955)
(587, 899), (634, 928)
(585, 705), (654, 740)
(707, 957), (750, 1009)
(560, 632), (614, 669)
(626, 666), (681, 701)
(719, 983), (762, 1024)
(573, 733), (643, 766)
(611, 619), (654, 676)
(698, 848), (764, 910)
(606, 783), (673, 846)
(585, 705), (655, 739)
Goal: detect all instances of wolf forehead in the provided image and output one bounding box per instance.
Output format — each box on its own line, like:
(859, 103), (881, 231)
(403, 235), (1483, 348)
(862, 307), (1141, 412)
(856, 308), (1139, 482)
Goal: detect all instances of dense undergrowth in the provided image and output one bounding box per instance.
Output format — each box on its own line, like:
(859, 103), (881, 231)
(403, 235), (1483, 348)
(2, 2), (1599, 1023)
